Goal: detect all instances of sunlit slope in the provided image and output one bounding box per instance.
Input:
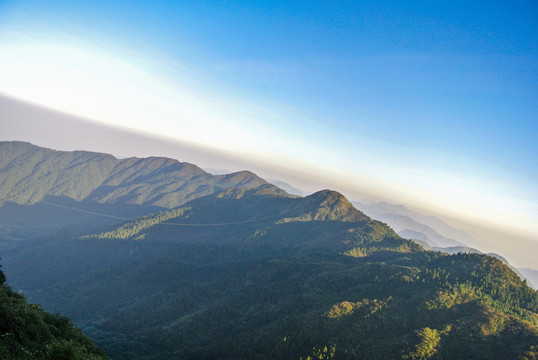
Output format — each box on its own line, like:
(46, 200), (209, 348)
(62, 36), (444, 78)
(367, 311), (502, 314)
(0, 141), (269, 241)
(9, 187), (537, 360)
(0, 141), (267, 208)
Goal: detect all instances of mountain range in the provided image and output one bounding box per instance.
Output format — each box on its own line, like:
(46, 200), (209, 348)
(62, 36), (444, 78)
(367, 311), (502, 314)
(0, 141), (268, 242)
(353, 201), (538, 290)
(0, 141), (267, 208)
(353, 201), (471, 248)
(0, 141), (537, 360)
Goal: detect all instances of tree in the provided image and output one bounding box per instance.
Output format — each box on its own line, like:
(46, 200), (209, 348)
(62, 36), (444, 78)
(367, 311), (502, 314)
(403, 327), (441, 360)
(0, 258), (6, 285)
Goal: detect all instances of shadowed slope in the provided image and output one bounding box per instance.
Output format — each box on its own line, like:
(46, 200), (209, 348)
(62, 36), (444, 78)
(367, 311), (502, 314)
(0, 263), (109, 360)
(6, 186), (535, 360)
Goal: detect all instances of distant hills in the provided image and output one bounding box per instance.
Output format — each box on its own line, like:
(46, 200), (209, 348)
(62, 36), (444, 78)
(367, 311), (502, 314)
(353, 200), (538, 290)
(0, 141), (267, 208)
(266, 178), (308, 196)
(356, 201), (475, 244)
(354, 201), (469, 248)
(520, 268), (538, 290)
(1, 141), (537, 359)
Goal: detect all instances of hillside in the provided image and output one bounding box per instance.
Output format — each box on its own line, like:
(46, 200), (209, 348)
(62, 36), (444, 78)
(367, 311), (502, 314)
(1, 144), (537, 359)
(353, 200), (538, 290)
(5, 185), (537, 360)
(0, 141), (267, 207)
(0, 141), (269, 241)
(0, 261), (109, 360)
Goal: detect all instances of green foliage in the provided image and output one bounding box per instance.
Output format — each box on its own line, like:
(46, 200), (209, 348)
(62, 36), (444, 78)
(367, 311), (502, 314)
(2, 176), (537, 360)
(0, 141), (268, 208)
(341, 247), (366, 257)
(300, 345), (336, 360)
(0, 265), (109, 360)
(426, 282), (479, 310)
(324, 301), (362, 319)
(324, 299), (389, 320)
(402, 327), (445, 360)
(82, 207), (189, 240)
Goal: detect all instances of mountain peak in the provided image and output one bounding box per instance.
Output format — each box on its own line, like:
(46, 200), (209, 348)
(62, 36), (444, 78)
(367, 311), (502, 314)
(216, 170), (267, 187)
(214, 183), (294, 200)
(282, 189), (369, 223)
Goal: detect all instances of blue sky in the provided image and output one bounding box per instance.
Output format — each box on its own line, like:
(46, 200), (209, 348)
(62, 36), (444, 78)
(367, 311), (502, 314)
(4, 0), (535, 174)
(0, 1), (537, 264)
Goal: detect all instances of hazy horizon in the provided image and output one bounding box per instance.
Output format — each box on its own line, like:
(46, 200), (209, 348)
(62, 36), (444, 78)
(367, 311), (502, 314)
(1, 95), (536, 269)
(0, 1), (536, 268)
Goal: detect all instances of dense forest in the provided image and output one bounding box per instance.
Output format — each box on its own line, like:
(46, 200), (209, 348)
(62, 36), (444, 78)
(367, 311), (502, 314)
(0, 260), (109, 359)
(4, 186), (537, 360)
(0, 141), (267, 242)
(1, 143), (537, 359)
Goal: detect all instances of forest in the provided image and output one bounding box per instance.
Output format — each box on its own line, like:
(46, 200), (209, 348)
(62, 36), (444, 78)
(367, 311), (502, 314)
(4, 186), (537, 359)
(0, 261), (109, 359)
(1, 143), (537, 359)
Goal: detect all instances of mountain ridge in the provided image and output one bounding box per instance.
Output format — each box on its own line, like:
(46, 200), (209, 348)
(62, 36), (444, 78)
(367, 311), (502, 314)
(0, 141), (273, 241)
(1, 142), (537, 359)
(0, 141), (268, 208)
(6, 181), (536, 360)
(355, 201), (475, 244)
(353, 201), (467, 248)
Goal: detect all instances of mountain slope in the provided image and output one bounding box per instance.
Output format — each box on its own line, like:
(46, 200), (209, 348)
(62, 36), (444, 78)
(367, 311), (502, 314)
(0, 141), (270, 241)
(5, 187), (537, 360)
(0, 141), (267, 208)
(353, 200), (538, 290)
(2, 143), (537, 359)
(0, 261), (109, 360)
(354, 201), (471, 247)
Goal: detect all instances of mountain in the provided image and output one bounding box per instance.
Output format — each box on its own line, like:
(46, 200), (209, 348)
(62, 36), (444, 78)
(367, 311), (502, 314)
(204, 167), (233, 175)
(0, 141), (267, 207)
(4, 184), (537, 360)
(266, 178), (308, 196)
(0, 261), (109, 360)
(429, 248), (537, 291)
(0, 141), (268, 241)
(519, 269), (538, 290)
(373, 213), (463, 248)
(1, 143), (537, 359)
(354, 201), (472, 247)
(353, 200), (538, 291)
(430, 246), (481, 255)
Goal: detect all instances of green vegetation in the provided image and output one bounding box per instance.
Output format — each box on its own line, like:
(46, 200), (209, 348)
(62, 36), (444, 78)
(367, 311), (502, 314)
(402, 327), (445, 360)
(1, 143), (537, 359)
(0, 141), (269, 242)
(0, 141), (267, 209)
(0, 260), (109, 360)
(324, 299), (389, 319)
(4, 188), (535, 360)
(81, 207), (189, 240)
